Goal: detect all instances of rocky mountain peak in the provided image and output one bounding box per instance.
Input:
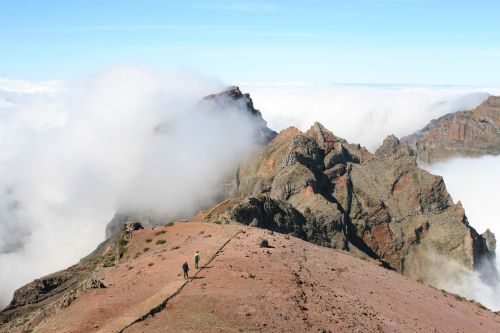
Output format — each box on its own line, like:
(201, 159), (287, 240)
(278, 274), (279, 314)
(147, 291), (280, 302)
(201, 86), (277, 144)
(482, 229), (496, 253)
(473, 95), (500, 127)
(375, 134), (415, 159)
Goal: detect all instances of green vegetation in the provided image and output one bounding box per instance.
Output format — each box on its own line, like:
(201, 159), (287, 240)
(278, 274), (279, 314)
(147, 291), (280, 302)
(155, 230), (166, 236)
(156, 239), (167, 245)
(103, 259), (115, 268)
(118, 225), (128, 259)
(143, 247), (150, 252)
(165, 221), (175, 227)
(148, 262), (154, 266)
(102, 252), (116, 267)
(145, 238), (152, 243)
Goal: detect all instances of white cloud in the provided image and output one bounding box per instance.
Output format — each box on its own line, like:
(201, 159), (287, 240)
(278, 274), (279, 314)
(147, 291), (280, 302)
(0, 77), (65, 94)
(0, 67), (261, 306)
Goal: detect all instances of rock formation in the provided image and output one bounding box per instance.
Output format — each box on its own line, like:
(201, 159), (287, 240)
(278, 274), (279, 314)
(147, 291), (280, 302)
(203, 119), (495, 282)
(201, 86), (277, 145)
(401, 95), (500, 163)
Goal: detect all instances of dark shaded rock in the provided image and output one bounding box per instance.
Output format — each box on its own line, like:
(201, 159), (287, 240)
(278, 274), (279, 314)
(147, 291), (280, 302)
(87, 278), (106, 289)
(105, 213), (159, 239)
(230, 196), (307, 239)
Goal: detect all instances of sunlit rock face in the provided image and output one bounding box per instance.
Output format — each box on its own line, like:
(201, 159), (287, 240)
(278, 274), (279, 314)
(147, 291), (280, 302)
(401, 95), (500, 163)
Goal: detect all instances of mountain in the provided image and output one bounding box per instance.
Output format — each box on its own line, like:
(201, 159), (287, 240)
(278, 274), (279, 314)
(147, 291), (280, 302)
(401, 95), (500, 163)
(1, 88), (498, 332)
(205, 122), (495, 281)
(1, 221), (499, 333)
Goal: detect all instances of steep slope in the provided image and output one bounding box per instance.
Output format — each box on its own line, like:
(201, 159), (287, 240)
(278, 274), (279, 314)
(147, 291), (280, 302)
(401, 95), (500, 163)
(2, 221), (499, 333)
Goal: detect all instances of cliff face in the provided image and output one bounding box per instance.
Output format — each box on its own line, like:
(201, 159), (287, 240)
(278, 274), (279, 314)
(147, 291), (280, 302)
(401, 96), (500, 163)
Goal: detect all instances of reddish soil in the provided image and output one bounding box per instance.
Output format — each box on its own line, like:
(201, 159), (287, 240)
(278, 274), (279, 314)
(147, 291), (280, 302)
(32, 222), (500, 333)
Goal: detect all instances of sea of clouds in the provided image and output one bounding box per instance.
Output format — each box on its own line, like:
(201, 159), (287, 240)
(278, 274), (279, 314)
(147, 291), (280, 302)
(0, 71), (499, 309)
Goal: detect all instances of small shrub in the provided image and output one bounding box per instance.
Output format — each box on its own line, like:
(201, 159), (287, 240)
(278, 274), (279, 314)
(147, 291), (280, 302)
(119, 244), (127, 259)
(165, 221), (175, 227)
(148, 262), (154, 266)
(145, 238), (152, 243)
(155, 230), (166, 236)
(259, 239), (270, 248)
(103, 260), (115, 268)
(156, 239), (167, 245)
(143, 247), (150, 252)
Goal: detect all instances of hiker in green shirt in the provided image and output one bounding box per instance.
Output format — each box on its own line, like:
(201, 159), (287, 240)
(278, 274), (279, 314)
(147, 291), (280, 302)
(194, 251), (200, 269)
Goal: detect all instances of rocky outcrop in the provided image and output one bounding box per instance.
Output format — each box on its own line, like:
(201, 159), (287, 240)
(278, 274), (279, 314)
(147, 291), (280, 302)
(205, 122), (495, 283)
(201, 86), (277, 145)
(401, 95), (500, 163)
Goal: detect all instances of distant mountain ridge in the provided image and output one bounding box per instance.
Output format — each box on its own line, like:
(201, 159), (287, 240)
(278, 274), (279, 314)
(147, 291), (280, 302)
(401, 95), (500, 163)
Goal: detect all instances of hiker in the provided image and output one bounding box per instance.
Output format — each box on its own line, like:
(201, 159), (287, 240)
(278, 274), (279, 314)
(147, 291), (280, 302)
(182, 262), (189, 279)
(194, 251), (200, 269)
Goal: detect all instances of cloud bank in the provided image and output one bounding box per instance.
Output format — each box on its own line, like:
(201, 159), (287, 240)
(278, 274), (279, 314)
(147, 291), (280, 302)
(0, 67), (260, 306)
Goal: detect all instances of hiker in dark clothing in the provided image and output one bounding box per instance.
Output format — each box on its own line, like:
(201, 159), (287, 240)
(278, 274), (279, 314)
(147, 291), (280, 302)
(182, 262), (189, 279)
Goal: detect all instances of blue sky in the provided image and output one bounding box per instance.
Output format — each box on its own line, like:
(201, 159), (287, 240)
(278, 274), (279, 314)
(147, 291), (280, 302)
(1, 0), (500, 85)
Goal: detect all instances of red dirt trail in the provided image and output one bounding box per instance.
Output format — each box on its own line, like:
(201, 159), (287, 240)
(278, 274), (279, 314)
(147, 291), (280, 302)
(32, 222), (500, 333)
